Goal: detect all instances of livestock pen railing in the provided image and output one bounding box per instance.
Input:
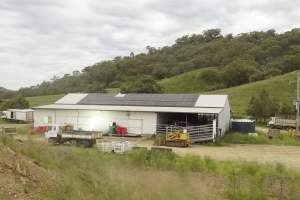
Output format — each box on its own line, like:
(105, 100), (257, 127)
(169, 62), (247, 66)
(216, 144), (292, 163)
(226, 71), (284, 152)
(156, 120), (217, 143)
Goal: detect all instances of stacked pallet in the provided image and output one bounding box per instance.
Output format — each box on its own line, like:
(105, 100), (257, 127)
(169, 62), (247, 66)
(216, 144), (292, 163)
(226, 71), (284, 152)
(96, 141), (136, 154)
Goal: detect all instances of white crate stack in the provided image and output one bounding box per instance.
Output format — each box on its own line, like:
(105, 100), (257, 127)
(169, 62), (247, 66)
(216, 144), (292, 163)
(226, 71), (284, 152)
(97, 141), (136, 154)
(97, 142), (115, 153)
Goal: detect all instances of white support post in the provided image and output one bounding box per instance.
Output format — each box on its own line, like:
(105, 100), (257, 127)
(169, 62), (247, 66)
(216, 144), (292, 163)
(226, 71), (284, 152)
(297, 71), (300, 135)
(213, 119), (217, 142)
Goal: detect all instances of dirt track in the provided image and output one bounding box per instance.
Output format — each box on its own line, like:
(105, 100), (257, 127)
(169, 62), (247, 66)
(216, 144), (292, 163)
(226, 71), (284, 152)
(173, 144), (300, 169)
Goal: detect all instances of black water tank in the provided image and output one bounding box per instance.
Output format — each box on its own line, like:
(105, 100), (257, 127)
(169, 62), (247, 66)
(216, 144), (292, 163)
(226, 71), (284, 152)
(231, 119), (256, 133)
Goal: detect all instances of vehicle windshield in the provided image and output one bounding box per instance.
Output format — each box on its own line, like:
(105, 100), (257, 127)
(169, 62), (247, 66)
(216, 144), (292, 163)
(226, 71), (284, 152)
(46, 125), (58, 131)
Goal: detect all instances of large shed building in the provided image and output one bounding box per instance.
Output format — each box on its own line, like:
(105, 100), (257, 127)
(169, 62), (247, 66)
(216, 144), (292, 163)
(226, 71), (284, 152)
(34, 93), (230, 142)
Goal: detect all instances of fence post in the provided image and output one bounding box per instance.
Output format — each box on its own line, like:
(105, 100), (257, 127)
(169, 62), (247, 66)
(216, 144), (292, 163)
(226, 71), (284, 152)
(213, 119), (217, 142)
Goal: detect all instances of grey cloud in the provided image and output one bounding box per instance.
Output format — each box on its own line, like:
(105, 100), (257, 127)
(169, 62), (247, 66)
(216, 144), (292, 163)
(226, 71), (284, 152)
(0, 0), (299, 89)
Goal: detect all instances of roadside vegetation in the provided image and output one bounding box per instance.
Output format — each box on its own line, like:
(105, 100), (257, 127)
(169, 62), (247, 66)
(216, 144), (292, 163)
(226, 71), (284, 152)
(1, 135), (300, 200)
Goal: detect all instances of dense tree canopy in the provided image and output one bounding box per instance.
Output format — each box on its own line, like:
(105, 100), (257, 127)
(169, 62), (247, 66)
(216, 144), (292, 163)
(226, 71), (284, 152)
(16, 28), (300, 97)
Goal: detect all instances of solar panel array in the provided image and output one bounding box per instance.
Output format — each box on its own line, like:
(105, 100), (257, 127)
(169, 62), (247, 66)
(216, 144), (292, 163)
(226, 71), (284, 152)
(77, 93), (199, 107)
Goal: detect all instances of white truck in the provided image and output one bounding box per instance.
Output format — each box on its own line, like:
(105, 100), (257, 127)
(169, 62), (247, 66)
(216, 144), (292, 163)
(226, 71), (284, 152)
(268, 117), (296, 129)
(45, 125), (102, 148)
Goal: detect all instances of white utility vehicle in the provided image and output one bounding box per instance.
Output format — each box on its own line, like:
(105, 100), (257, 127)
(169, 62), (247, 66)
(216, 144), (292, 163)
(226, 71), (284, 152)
(45, 124), (102, 148)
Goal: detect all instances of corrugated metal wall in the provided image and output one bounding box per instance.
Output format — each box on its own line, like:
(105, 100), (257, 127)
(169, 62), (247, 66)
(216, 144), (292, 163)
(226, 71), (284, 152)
(217, 99), (231, 135)
(34, 109), (157, 135)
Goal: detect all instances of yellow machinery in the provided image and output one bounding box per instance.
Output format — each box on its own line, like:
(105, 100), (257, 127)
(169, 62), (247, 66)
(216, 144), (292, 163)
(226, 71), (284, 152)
(165, 127), (190, 147)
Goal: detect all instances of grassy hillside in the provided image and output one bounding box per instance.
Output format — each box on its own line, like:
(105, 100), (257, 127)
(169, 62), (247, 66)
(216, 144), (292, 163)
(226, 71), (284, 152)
(25, 71), (297, 117)
(159, 67), (219, 93)
(209, 71), (296, 117)
(161, 69), (296, 117)
(26, 94), (64, 107)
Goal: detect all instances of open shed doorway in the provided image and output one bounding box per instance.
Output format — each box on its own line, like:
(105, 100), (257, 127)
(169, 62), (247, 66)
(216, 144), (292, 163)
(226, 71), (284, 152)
(157, 112), (217, 127)
(157, 112), (219, 143)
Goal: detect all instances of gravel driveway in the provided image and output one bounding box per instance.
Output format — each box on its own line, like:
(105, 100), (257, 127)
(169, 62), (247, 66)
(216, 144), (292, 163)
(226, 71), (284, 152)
(137, 139), (300, 170)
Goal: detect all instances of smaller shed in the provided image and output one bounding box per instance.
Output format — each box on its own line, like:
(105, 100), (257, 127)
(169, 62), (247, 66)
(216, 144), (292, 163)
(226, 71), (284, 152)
(4, 109), (34, 122)
(231, 119), (256, 133)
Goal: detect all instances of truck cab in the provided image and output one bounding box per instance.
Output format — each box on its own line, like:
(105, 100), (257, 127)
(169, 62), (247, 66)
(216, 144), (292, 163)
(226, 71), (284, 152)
(45, 124), (61, 140)
(1, 111), (8, 119)
(268, 117), (276, 127)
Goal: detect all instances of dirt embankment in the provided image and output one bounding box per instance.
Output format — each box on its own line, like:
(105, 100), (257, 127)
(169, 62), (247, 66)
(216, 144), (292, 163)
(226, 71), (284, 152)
(0, 142), (53, 200)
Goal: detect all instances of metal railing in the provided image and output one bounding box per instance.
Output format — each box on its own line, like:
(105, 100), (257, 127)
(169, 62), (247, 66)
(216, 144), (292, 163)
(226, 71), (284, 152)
(156, 120), (217, 143)
(187, 124), (214, 142)
(156, 124), (183, 135)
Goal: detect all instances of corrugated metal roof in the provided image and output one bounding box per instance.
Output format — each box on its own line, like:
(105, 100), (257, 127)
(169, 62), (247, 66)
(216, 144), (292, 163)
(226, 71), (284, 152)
(34, 104), (223, 114)
(195, 95), (228, 108)
(7, 109), (34, 112)
(56, 93), (88, 104)
(77, 93), (199, 107)
(52, 93), (228, 111)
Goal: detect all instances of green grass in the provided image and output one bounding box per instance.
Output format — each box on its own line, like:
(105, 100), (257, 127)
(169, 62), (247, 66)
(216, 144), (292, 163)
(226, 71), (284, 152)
(159, 67), (219, 93)
(26, 94), (64, 107)
(0, 119), (5, 124)
(209, 71), (296, 117)
(217, 132), (300, 146)
(105, 87), (121, 93)
(2, 137), (300, 200)
(0, 118), (13, 125)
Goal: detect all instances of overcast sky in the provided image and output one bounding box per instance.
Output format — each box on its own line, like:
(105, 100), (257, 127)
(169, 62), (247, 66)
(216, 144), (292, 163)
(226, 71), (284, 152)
(1, 0), (300, 90)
